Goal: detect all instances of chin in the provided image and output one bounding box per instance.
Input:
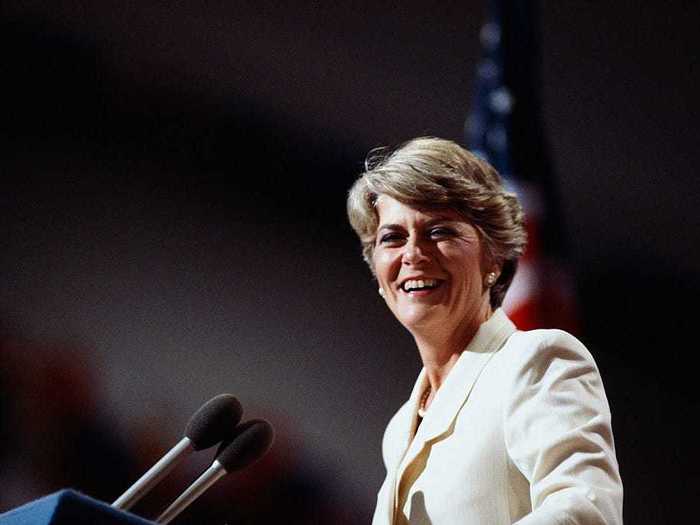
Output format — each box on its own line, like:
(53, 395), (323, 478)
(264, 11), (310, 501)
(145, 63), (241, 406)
(396, 306), (442, 332)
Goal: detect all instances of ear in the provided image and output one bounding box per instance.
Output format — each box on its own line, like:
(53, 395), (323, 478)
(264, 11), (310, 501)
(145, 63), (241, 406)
(477, 238), (500, 279)
(481, 258), (501, 278)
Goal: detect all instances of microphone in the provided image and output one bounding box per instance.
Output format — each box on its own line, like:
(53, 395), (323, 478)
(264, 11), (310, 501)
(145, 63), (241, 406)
(112, 393), (242, 511)
(156, 419), (274, 525)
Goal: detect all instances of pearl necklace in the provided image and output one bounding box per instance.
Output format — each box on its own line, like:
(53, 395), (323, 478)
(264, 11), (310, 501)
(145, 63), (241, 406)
(417, 386), (431, 418)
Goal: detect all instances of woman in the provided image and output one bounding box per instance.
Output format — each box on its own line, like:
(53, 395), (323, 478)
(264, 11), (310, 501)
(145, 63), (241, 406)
(347, 138), (623, 524)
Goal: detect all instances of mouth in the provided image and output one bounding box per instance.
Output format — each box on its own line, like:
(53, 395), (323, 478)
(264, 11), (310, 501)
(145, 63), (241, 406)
(400, 278), (443, 293)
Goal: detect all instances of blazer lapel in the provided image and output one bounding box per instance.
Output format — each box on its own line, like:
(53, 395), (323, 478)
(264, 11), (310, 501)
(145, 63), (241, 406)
(393, 310), (516, 514)
(379, 369), (427, 525)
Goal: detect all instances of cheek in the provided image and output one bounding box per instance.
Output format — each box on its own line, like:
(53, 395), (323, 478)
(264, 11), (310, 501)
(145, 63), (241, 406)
(443, 247), (484, 282)
(372, 251), (394, 282)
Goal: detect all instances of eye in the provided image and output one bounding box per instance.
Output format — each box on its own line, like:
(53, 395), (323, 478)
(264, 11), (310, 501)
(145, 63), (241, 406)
(377, 231), (405, 245)
(428, 226), (454, 239)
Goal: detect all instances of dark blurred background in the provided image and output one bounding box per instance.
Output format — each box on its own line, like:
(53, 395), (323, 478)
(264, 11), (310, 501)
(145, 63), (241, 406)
(1, 2), (698, 523)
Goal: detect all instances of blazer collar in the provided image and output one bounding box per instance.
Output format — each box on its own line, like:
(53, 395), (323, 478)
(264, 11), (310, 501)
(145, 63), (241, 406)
(396, 309), (516, 479)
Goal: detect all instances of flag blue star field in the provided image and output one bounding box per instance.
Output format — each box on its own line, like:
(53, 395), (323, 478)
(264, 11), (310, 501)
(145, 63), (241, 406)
(466, 0), (578, 332)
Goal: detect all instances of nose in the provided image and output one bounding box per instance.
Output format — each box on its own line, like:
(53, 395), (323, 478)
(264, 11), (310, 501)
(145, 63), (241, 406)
(402, 237), (430, 265)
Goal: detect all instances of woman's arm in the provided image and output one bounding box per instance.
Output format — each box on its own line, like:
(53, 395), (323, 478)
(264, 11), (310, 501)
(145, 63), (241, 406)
(504, 330), (623, 524)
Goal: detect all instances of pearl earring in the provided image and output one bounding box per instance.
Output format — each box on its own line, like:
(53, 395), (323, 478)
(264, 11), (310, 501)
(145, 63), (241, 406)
(378, 287), (385, 297)
(485, 272), (497, 287)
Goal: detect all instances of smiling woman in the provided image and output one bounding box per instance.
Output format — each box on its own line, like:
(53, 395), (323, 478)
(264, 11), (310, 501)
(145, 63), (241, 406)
(372, 198), (491, 357)
(347, 137), (623, 524)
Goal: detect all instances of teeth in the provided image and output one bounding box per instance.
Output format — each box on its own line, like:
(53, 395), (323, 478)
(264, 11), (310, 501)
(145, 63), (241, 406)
(403, 279), (438, 292)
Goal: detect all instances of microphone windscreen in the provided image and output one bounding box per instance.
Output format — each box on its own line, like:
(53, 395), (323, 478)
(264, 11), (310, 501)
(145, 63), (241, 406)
(185, 394), (243, 450)
(216, 419), (274, 472)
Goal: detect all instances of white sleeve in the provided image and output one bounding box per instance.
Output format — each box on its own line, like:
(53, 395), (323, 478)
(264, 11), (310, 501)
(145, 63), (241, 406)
(504, 331), (623, 524)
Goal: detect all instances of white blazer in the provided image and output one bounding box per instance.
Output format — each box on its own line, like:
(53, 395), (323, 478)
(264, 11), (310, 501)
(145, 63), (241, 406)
(372, 309), (623, 524)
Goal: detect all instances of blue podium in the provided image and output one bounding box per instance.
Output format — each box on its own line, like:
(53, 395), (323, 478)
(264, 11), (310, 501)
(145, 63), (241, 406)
(0, 490), (154, 525)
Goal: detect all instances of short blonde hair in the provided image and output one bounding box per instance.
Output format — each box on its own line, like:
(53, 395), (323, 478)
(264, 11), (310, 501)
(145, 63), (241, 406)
(346, 137), (527, 307)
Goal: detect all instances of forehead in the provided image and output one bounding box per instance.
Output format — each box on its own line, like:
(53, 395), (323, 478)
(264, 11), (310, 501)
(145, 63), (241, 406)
(375, 195), (465, 226)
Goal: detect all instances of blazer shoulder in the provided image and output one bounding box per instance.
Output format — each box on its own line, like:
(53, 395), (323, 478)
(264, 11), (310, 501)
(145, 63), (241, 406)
(505, 328), (597, 367)
(498, 328), (604, 391)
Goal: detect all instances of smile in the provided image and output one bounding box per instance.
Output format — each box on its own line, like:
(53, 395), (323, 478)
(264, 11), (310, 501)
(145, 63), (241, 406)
(400, 279), (442, 293)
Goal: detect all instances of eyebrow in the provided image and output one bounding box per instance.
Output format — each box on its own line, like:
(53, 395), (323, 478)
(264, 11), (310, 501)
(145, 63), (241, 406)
(376, 223), (402, 232)
(376, 217), (463, 232)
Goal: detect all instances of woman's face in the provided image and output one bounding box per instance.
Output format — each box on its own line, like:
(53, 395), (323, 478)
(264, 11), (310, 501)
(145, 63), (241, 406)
(372, 195), (494, 339)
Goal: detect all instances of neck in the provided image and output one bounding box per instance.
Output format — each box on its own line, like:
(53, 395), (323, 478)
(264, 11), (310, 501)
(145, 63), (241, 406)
(412, 303), (493, 392)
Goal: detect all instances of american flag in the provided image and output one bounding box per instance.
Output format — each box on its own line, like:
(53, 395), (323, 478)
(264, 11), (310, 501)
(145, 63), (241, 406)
(466, 0), (578, 333)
